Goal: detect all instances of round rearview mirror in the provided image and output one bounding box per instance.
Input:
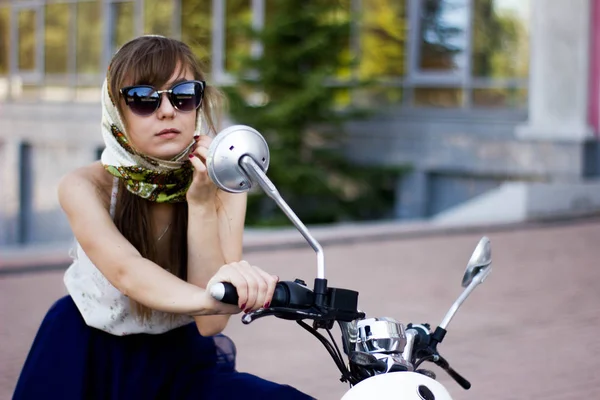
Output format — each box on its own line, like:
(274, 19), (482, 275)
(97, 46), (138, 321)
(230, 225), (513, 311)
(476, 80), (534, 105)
(206, 125), (270, 193)
(462, 236), (492, 287)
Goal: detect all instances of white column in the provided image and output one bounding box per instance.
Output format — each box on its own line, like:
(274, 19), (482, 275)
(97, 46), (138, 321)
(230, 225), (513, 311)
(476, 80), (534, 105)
(517, 0), (594, 141)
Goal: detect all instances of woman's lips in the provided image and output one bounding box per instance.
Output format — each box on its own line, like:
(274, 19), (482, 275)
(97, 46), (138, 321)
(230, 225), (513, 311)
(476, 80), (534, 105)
(156, 128), (181, 139)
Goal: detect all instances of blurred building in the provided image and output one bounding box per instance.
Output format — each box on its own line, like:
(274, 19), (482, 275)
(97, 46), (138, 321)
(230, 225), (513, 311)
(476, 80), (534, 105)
(1, 0), (599, 247)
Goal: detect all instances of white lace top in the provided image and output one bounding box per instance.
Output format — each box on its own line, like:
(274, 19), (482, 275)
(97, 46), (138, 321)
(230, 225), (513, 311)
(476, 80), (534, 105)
(63, 178), (193, 335)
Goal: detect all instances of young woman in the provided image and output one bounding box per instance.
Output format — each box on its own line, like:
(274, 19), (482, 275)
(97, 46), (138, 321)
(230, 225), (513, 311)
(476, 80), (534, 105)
(13, 35), (313, 400)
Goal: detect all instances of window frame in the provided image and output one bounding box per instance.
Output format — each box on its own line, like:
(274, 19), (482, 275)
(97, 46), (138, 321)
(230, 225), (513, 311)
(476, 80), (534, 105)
(1, 0), (529, 110)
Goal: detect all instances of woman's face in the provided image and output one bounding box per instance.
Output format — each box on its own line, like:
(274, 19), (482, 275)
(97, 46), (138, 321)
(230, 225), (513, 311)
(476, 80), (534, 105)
(120, 66), (198, 160)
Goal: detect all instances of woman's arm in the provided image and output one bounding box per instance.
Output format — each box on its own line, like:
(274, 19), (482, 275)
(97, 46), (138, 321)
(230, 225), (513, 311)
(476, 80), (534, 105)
(187, 190), (248, 336)
(186, 135), (276, 335)
(58, 170), (235, 316)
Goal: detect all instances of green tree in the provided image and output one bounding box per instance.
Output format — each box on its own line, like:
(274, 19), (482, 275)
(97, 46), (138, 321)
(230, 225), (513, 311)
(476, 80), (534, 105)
(222, 0), (405, 226)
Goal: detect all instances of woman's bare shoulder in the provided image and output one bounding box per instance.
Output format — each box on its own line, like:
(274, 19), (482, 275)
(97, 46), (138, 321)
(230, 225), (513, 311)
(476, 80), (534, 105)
(58, 161), (114, 211)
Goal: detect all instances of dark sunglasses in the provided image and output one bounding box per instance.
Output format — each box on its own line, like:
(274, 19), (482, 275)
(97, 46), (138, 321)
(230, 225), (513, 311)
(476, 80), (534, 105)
(119, 80), (205, 116)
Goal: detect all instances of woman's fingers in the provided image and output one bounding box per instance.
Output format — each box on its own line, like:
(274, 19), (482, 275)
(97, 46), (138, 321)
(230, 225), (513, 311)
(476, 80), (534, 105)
(237, 260), (272, 311)
(242, 263), (269, 311)
(196, 134), (212, 147)
(188, 139), (210, 173)
(235, 261), (277, 311)
(255, 268), (278, 308)
(212, 261), (277, 312)
(230, 261), (256, 311)
(194, 145), (209, 162)
(194, 135), (212, 159)
(188, 153), (206, 172)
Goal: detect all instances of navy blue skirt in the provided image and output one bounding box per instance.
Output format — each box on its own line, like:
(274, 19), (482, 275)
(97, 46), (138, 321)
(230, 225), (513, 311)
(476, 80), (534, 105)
(13, 296), (313, 399)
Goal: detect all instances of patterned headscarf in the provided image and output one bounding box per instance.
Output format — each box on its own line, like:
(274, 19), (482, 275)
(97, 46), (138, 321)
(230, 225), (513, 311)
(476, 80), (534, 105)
(99, 76), (202, 203)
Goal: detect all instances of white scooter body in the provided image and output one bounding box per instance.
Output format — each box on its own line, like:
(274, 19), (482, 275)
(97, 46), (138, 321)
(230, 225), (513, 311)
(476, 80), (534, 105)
(342, 372), (452, 400)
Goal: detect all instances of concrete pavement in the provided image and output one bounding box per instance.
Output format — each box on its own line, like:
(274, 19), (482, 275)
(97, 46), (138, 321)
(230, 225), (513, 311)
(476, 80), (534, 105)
(2, 218), (600, 399)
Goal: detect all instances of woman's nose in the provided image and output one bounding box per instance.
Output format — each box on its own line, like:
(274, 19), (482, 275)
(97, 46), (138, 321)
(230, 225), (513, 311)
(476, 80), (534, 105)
(156, 93), (176, 119)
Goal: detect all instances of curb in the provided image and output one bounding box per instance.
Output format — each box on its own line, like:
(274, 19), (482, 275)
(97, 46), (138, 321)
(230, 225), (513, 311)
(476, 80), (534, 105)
(2, 214), (599, 277)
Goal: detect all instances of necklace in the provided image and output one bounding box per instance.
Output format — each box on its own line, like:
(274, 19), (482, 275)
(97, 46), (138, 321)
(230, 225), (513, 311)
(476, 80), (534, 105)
(157, 223), (171, 241)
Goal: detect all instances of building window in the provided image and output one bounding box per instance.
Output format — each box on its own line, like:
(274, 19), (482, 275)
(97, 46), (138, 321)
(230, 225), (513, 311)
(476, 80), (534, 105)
(210, 0), (263, 84)
(224, 0), (251, 74)
(472, 0), (529, 79)
(181, 0), (212, 71)
(111, 1), (135, 51)
(0, 7), (9, 75)
(358, 0), (408, 106)
(17, 8), (37, 71)
(144, 0), (174, 37)
(415, 0), (469, 75)
(43, 2), (73, 101)
(470, 0), (529, 108)
(76, 1), (103, 76)
(44, 3), (71, 75)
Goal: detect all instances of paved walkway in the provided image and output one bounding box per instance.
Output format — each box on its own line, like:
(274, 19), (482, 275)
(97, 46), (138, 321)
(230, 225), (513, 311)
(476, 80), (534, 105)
(2, 218), (600, 399)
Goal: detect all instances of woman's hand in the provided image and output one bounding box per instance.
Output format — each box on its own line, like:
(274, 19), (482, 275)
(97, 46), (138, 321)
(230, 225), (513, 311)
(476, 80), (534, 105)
(186, 134), (217, 206)
(204, 260), (279, 314)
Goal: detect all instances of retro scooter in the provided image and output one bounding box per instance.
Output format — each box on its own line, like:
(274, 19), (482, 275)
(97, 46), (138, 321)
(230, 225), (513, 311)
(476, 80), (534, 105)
(206, 125), (493, 399)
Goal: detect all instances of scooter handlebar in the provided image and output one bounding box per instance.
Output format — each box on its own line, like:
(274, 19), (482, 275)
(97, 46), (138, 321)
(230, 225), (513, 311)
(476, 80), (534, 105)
(209, 281), (314, 309)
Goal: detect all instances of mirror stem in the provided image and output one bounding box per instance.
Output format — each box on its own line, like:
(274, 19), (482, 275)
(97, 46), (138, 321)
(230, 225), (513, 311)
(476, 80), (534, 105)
(439, 268), (490, 330)
(240, 155), (326, 279)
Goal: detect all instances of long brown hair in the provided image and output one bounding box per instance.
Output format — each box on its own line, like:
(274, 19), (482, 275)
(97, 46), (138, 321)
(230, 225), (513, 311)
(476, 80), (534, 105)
(107, 36), (225, 320)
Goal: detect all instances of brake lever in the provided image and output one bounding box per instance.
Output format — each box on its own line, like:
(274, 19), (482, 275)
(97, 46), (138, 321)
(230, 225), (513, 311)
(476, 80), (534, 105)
(433, 354), (471, 390)
(241, 307), (325, 325)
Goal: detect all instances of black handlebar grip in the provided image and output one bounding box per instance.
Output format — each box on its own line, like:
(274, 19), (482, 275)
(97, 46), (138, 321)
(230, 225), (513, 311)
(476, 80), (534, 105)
(209, 282), (291, 307)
